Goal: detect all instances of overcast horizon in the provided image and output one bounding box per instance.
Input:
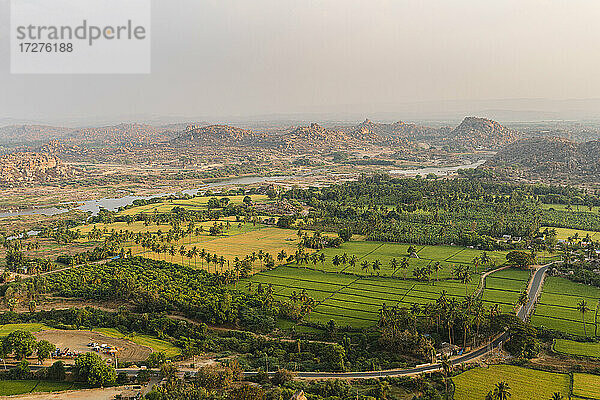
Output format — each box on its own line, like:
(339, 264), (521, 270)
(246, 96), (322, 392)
(2, 0), (600, 126)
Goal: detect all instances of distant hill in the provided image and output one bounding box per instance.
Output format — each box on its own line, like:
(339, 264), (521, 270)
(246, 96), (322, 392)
(66, 123), (181, 145)
(171, 124), (263, 146)
(2, 116), (526, 153)
(38, 140), (91, 158)
(172, 122), (375, 152)
(448, 117), (519, 150)
(483, 137), (600, 182)
(0, 125), (73, 144)
(0, 123), (183, 145)
(346, 119), (445, 146)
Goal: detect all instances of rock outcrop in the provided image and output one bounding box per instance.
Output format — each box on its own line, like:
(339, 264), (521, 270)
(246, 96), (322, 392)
(0, 152), (76, 183)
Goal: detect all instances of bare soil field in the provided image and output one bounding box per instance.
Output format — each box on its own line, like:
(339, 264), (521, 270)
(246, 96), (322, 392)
(5, 385), (142, 400)
(34, 330), (152, 362)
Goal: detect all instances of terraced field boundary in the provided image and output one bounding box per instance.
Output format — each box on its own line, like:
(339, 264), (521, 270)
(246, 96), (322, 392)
(531, 276), (600, 337)
(246, 264), (530, 329)
(474, 265), (510, 296)
(339, 242), (386, 274)
(452, 365), (570, 400)
(552, 339), (600, 359)
(571, 372), (600, 400)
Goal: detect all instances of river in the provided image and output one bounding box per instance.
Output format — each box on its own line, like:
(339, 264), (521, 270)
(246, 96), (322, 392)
(389, 159), (486, 176)
(1, 160), (486, 218)
(0, 175), (291, 218)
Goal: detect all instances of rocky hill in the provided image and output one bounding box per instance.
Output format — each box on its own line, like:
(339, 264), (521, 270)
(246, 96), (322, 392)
(67, 123), (180, 145)
(171, 122), (377, 152)
(38, 140), (90, 158)
(171, 124), (264, 146)
(448, 117), (519, 150)
(345, 119), (444, 146)
(483, 137), (600, 182)
(279, 123), (361, 152)
(0, 152), (78, 184)
(2, 116), (524, 154)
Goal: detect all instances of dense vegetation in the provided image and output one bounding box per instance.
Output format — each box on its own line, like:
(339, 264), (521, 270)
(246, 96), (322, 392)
(541, 209), (600, 232)
(145, 367), (448, 400)
(282, 175), (600, 250)
(285, 176), (544, 248)
(41, 257), (255, 325)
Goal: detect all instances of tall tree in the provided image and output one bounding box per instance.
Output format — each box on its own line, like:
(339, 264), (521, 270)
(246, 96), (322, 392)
(577, 299), (591, 337)
(494, 381), (511, 400)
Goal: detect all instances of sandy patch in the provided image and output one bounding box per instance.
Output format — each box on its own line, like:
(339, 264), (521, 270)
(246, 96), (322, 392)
(34, 330), (152, 362)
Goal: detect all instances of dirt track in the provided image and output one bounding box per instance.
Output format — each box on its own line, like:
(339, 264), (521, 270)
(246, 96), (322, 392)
(34, 330), (152, 362)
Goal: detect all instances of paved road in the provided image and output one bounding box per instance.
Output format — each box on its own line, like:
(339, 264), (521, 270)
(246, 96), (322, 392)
(517, 264), (550, 320)
(242, 263), (551, 379)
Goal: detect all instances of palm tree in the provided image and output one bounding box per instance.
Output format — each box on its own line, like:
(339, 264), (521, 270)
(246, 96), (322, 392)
(311, 253), (319, 268)
(517, 291), (529, 311)
(233, 258), (241, 286)
(169, 246), (175, 263)
(361, 260), (370, 275)
(550, 392), (563, 400)
(407, 245), (416, 256)
(290, 290), (299, 303)
(179, 246), (186, 265)
(349, 255), (358, 270)
(218, 256), (226, 273)
(460, 266), (472, 295)
(440, 354), (452, 397)
(494, 381), (511, 400)
(472, 304), (485, 346)
(489, 303), (500, 318)
(332, 255), (340, 269)
(480, 251), (491, 266)
(472, 256), (480, 274)
(319, 253), (326, 268)
(197, 248), (206, 269)
(204, 252), (212, 272)
(445, 298), (457, 345)
(577, 299), (591, 337)
(190, 246), (198, 268)
(432, 261), (441, 284)
(410, 303), (420, 332)
(400, 257), (409, 279)
(372, 260), (381, 275)
(277, 250), (287, 265)
(426, 264), (433, 285)
(341, 253), (349, 266)
(390, 258), (398, 275)
(212, 254), (219, 271)
(183, 248), (191, 265)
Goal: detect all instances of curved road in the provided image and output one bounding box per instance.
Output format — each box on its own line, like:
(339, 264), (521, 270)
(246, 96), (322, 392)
(242, 263), (551, 379)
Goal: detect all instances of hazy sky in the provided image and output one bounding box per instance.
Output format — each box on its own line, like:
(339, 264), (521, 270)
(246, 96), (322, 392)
(1, 0), (600, 125)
